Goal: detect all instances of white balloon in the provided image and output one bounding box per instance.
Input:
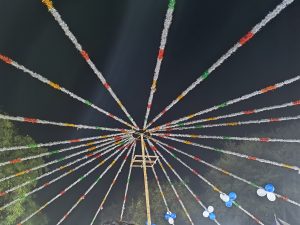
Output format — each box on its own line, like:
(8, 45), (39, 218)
(267, 192), (276, 202)
(257, 188), (267, 197)
(220, 193), (230, 202)
(207, 206), (214, 213)
(168, 218), (174, 224)
(203, 211), (209, 218)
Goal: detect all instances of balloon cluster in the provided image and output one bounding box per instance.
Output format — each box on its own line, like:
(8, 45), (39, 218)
(202, 206), (216, 220)
(164, 211), (177, 224)
(220, 192), (237, 208)
(257, 184), (276, 201)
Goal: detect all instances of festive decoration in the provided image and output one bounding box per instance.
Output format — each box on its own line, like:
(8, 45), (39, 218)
(0, 55), (135, 130)
(0, 0), (298, 224)
(154, 132), (300, 143)
(143, 0), (176, 128)
(153, 139), (263, 225)
(152, 114), (300, 132)
(15, 140), (134, 224)
(146, 139), (221, 225)
(0, 139), (133, 212)
(150, 136), (300, 208)
(156, 135), (300, 172)
(203, 206), (216, 221)
(220, 192), (237, 208)
(59, 143), (135, 225)
(0, 137), (132, 198)
(257, 184), (277, 202)
(0, 113), (127, 131)
(145, 0), (295, 129)
(153, 99), (300, 131)
(41, 1), (138, 128)
(164, 211), (177, 224)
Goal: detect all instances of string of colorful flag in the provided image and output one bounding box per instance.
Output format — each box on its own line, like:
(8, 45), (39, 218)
(41, 0), (138, 128)
(0, 54), (135, 130)
(143, 0), (176, 129)
(153, 135), (300, 173)
(0, 136), (129, 185)
(89, 143), (136, 225)
(0, 136), (122, 168)
(120, 143), (137, 221)
(0, 133), (123, 152)
(13, 139), (134, 225)
(152, 115), (300, 132)
(57, 143), (135, 225)
(145, 146), (170, 213)
(152, 98), (300, 132)
(152, 137), (300, 208)
(149, 75), (300, 132)
(152, 146), (195, 225)
(145, 0), (295, 129)
(0, 139), (130, 199)
(153, 133), (300, 143)
(0, 0), (298, 224)
(146, 139), (221, 225)
(0, 113), (127, 132)
(0, 138), (132, 212)
(151, 139), (264, 225)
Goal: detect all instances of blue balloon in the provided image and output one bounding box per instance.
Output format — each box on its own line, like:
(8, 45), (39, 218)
(171, 213), (177, 219)
(164, 213), (171, 220)
(225, 200), (233, 208)
(265, 184), (275, 192)
(228, 192), (237, 200)
(209, 212), (216, 220)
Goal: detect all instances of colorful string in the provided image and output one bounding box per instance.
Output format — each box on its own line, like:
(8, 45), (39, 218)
(153, 99), (300, 132)
(155, 135), (300, 173)
(0, 54), (135, 129)
(0, 113), (126, 132)
(143, 0), (176, 129)
(146, 0), (296, 129)
(41, 0), (138, 128)
(146, 139), (221, 225)
(153, 137), (300, 208)
(149, 76), (300, 132)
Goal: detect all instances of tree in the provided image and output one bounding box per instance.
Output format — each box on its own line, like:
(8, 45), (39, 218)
(0, 119), (48, 225)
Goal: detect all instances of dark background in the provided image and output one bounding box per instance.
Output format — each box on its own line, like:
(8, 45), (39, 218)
(0, 0), (300, 224)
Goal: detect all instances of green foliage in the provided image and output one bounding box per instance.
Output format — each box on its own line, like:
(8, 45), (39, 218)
(0, 120), (48, 225)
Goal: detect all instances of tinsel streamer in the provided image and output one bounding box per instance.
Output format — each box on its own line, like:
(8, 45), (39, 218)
(89, 143), (135, 225)
(154, 140), (264, 225)
(146, 0), (295, 129)
(153, 99), (300, 131)
(143, 0), (176, 128)
(146, 139), (221, 225)
(152, 137), (300, 208)
(14, 139), (133, 224)
(0, 54), (135, 129)
(0, 138), (132, 211)
(41, 1), (138, 128)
